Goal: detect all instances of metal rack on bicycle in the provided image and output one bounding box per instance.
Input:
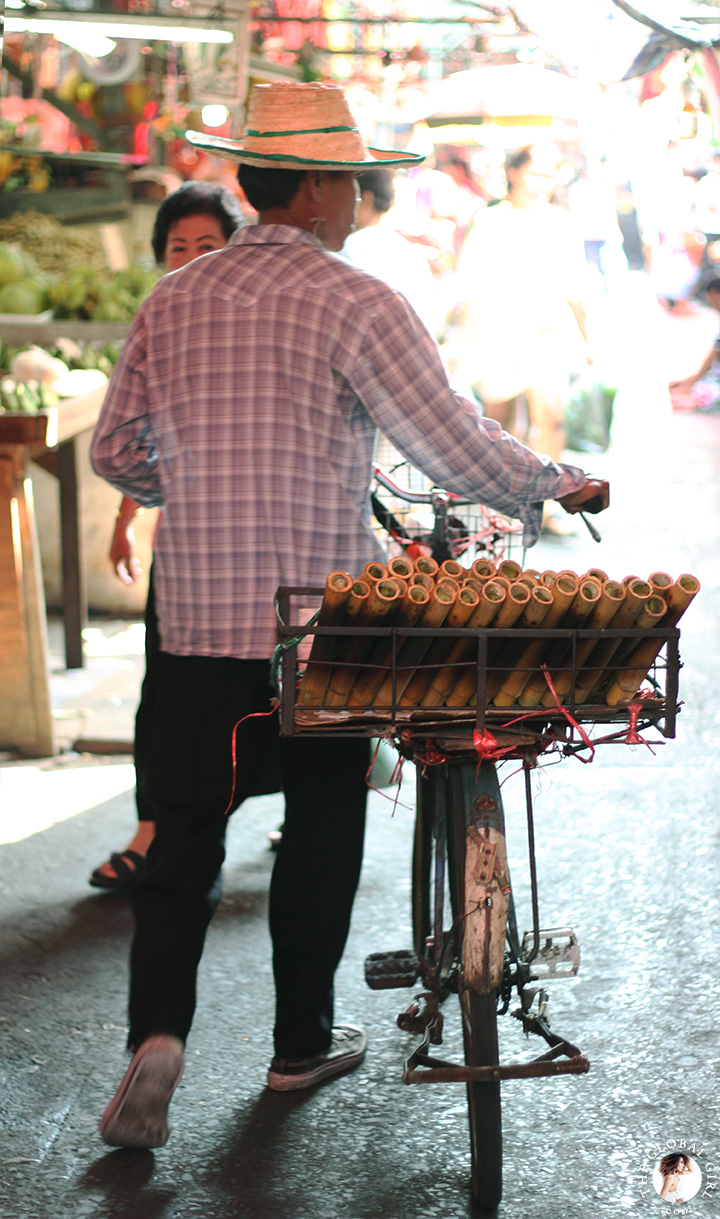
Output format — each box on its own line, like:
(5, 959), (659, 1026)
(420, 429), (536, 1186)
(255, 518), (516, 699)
(274, 587), (682, 756)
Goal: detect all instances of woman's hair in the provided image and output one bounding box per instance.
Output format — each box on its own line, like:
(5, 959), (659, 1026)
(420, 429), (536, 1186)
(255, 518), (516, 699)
(505, 146), (534, 192)
(151, 181), (245, 264)
(660, 1153), (691, 1177)
(356, 168), (395, 214)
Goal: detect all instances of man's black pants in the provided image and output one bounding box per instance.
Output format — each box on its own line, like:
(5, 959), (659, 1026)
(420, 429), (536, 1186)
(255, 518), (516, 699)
(128, 653), (369, 1059)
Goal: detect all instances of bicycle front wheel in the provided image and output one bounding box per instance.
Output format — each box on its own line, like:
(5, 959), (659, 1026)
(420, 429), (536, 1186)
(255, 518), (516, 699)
(461, 988), (502, 1209)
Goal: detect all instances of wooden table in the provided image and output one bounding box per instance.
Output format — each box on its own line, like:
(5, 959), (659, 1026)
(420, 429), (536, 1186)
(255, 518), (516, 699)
(0, 388), (104, 757)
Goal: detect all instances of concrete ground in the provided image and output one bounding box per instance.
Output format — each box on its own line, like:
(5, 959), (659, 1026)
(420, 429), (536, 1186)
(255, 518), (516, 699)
(1, 271), (720, 1218)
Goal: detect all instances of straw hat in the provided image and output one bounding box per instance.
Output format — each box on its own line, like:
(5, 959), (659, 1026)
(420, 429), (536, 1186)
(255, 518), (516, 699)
(185, 81), (424, 170)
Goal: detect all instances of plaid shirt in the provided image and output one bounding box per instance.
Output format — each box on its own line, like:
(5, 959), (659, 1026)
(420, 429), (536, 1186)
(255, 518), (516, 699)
(91, 225), (585, 658)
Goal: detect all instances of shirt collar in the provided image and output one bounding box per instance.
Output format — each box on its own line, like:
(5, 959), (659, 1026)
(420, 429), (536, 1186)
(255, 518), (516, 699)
(229, 224), (319, 249)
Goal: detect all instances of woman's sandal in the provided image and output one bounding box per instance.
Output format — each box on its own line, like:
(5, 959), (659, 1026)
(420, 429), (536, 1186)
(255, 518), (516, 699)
(89, 850), (148, 892)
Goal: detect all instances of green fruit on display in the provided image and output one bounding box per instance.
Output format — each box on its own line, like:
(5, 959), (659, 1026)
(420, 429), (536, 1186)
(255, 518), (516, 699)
(0, 278), (46, 314)
(0, 244), (29, 286)
(47, 265), (157, 320)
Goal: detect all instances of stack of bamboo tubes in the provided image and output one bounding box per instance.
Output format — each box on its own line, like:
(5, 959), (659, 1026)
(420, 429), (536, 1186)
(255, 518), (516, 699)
(296, 560), (700, 712)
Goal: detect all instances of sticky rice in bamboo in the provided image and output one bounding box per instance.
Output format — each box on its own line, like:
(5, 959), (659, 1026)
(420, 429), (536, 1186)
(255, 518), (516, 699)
(387, 556), (414, 581)
(398, 586), (480, 707)
(324, 579), (400, 706)
(414, 556), (439, 578)
(605, 574), (700, 706)
(419, 580), (508, 708)
(439, 559), (466, 581)
(345, 583), (430, 707)
(573, 578), (652, 701)
(491, 575), (578, 706)
(470, 558), (496, 582)
(539, 579), (625, 707)
(497, 558), (522, 583)
(518, 577), (601, 707)
(360, 561), (388, 586)
(371, 582), (458, 708)
(297, 570), (354, 707)
(447, 582), (541, 709)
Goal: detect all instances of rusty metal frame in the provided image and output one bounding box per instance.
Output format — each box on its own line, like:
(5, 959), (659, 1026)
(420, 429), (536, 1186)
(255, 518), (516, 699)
(274, 586), (682, 748)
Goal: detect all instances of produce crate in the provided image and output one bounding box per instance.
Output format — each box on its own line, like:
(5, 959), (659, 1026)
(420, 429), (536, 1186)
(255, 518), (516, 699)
(274, 586), (681, 756)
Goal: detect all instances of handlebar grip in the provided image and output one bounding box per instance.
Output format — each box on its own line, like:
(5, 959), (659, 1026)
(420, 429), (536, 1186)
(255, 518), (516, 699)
(578, 494), (606, 515)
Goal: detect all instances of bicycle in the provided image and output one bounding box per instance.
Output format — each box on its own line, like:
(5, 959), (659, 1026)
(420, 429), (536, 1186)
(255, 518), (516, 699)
(273, 465), (682, 1209)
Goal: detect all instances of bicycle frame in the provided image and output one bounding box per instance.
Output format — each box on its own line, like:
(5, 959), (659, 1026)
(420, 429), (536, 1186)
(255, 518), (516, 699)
(401, 755), (590, 1088)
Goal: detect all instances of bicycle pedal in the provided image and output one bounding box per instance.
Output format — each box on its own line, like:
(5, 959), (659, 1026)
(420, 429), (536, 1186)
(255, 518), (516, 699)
(365, 949), (421, 990)
(521, 928), (580, 980)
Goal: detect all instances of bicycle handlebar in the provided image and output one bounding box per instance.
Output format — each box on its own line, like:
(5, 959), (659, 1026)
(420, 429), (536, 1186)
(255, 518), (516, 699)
(373, 464), (450, 505)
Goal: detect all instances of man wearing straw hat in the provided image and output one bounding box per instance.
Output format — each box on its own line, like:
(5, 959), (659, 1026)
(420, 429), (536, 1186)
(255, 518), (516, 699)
(90, 80), (607, 1149)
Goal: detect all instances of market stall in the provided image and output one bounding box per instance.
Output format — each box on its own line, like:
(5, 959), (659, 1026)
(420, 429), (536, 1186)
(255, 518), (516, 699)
(0, 385), (104, 757)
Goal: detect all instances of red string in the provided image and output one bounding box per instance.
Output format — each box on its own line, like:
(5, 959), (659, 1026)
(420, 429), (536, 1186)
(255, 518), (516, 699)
(622, 700), (655, 752)
(223, 705), (279, 817)
(364, 735), (412, 812)
(539, 666), (596, 762)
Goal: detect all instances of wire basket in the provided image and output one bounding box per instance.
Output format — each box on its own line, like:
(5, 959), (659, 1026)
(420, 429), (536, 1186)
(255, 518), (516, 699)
(371, 455), (524, 568)
(273, 586), (681, 759)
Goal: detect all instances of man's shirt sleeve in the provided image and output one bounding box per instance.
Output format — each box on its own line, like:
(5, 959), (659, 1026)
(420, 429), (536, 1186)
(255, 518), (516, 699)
(349, 297), (586, 546)
(89, 306), (163, 507)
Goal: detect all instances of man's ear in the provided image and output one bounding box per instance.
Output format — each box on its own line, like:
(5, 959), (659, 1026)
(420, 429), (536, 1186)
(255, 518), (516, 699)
(307, 170), (324, 203)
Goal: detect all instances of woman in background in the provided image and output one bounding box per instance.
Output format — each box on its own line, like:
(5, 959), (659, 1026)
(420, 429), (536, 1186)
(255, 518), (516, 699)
(90, 182), (248, 890)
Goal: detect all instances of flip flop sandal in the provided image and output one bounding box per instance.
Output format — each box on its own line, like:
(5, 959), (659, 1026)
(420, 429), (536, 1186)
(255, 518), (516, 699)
(89, 849), (148, 892)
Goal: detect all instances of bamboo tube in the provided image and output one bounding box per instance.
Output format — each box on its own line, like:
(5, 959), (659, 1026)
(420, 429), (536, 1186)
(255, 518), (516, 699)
(399, 586), (481, 707)
(388, 576), (409, 597)
(388, 556), (414, 581)
(491, 576), (578, 706)
(603, 596), (668, 705)
(573, 579), (652, 698)
(450, 584), (549, 710)
(345, 584), (430, 708)
(439, 559), (466, 581)
(584, 568), (608, 584)
(539, 570), (557, 588)
(373, 582), (459, 707)
(648, 570), (674, 596)
(540, 579), (626, 706)
(420, 580), (507, 708)
(662, 573), (701, 624)
(523, 568), (541, 581)
(604, 575), (700, 707)
(497, 558), (522, 582)
(411, 571), (435, 592)
(297, 571), (355, 707)
(437, 575), (462, 592)
(516, 575), (538, 590)
(518, 578), (602, 708)
(324, 579), (401, 707)
(360, 561), (388, 586)
(490, 575), (511, 594)
(462, 576), (485, 595)
(493, 581), (532, 627)
(622, 574), (640, 586)
(470, 557), (496, 581)
(414, 555), (439, 578)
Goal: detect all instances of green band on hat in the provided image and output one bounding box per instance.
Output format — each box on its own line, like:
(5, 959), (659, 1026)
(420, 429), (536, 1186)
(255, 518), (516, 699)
(245, 125), (360, 138)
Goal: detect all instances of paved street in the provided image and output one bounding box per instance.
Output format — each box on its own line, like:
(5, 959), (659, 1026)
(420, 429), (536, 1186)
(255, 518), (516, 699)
(1, 271), (719, 1218)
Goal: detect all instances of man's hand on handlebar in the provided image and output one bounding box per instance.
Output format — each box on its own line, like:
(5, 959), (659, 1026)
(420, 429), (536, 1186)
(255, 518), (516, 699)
(556, 477), (609, 516)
